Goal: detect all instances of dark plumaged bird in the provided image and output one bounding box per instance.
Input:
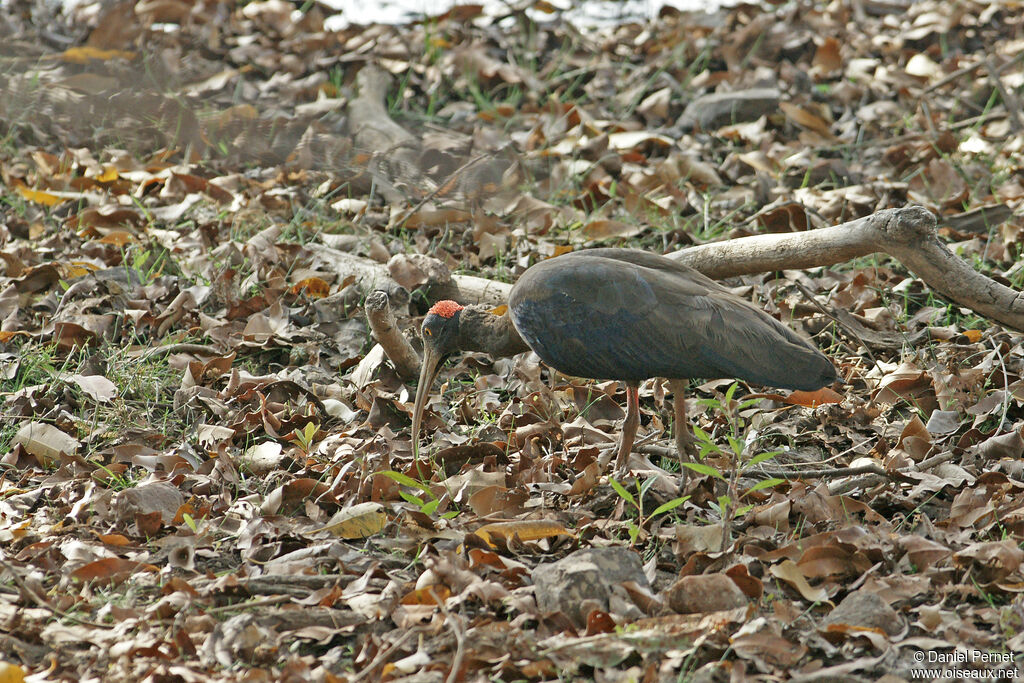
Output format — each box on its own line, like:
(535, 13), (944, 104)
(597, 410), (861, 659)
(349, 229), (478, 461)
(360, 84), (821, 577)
(411, 248), (838, 478)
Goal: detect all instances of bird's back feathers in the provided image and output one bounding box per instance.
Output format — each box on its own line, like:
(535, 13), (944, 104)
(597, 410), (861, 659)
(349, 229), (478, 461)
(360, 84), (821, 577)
(508, 248), (837, 390)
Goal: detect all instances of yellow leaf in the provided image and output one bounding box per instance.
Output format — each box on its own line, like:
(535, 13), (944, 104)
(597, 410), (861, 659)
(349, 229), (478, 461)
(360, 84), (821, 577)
(313, 502), (387, 539)
(288, 277), (330, 299)
(400, 585), (451, 605)
(16, 186), (63, 206)
(66, 261), (101, 278)
(0, 662), (26, 683)
(963, 329), (983, 343)
(98, 230), (137, 247)
(60, 46), (136, 64)
(472, 520), (573, 548)
(96, 166), (120, 183)
(785, 387), (844, 407)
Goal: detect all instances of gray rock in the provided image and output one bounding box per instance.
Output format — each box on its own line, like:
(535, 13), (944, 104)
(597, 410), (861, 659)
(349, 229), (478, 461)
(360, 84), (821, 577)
(822, 590), (904, 636)
(532, 547), (649, 626)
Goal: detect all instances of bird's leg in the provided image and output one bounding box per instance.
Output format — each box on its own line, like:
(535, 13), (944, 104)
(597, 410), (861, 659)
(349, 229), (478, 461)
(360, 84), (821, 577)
(668, 379), (696, 485)
(614, 381), (641, 474)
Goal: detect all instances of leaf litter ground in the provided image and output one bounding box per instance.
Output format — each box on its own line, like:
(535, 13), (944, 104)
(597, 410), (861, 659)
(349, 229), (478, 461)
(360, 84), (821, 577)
(2, 1), (1024, 681)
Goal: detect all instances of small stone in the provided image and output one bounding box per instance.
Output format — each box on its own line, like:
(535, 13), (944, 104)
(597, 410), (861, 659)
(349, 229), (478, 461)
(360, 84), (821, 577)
(664, 574), (748, 614)
(822, 591), (903, 636)
(532, 547), (649, 626)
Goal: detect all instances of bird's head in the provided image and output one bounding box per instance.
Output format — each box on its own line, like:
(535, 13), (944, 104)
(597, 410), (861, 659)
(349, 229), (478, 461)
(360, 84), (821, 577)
(411, 300), (465, 459)
(419, 300), (464, 359)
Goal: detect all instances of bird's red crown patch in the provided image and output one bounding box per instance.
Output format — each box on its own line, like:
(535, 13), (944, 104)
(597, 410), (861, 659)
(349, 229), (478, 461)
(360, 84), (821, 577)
(428, 300), (464, 318)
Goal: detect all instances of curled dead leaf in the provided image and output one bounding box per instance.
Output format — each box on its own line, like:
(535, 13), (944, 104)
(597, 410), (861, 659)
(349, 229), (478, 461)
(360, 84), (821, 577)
(769, 559), (831, 604)
(471, 520), (573, 549)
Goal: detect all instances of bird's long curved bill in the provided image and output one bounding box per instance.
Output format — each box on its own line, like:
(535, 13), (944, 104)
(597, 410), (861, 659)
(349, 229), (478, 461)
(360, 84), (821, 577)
(410, 346), (443, 461)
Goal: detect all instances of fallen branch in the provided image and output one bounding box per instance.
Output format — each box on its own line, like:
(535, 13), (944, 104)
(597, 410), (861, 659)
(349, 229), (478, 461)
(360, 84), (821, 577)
(306, 241), (510, 307)
(668, 206), (1024, 332)
(318, 205), (1024, 336)
(364, 290), (420, 381)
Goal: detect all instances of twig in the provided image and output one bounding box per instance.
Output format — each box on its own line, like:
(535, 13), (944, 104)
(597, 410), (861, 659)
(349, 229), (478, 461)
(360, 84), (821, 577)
(772, 437), (875, 466)
(922, 52), (1024, 95)
(984, 56), (1024, 132)
(826, 450), (958, 496)
(204, 595), (293, 614)
(756, 463), (890, 479)
(136, 343), (224, 362)
(990, 338), (1011, 433)
(743, 441), (954, 485)
(910, 450), (957, 472)
(950, 111), (1007, 131)
(923, 60), (984, 94)
(438, 589), (466, 683)
(350, 630), (416, 683)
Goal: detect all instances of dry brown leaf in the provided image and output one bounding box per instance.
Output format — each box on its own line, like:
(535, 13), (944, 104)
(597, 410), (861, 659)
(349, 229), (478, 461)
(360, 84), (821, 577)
(769, 559), (830, 603)
(70, 374), (118, 402)
(778, 102), (835, 138)
(71, 558), (159, 586)
(472, 520), (573, 548)
(13, 422), (80, 467)
(898, 536), (951, 570)
(314, 502), (387, 539)
(813, 37), (842, 74)
(908, 158), (969, 208)
(581, 219), (642, 241)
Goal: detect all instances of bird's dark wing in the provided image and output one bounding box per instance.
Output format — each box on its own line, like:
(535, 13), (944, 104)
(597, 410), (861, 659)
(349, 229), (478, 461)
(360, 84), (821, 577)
(509, 250), (836, 390)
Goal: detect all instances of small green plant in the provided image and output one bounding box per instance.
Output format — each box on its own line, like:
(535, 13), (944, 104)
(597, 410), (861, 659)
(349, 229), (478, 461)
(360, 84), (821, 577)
(685, 383), (785, 539)
(124, 245), (166, 283)
(379, 470), (458, 519)
(287, 421), (319, 456)
(608, 476), (689, 546)
(91, 462), (139, 491)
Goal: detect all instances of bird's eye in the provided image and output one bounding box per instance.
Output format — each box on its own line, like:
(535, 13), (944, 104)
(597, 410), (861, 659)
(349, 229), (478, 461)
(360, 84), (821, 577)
(424, 328), (433, 337)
